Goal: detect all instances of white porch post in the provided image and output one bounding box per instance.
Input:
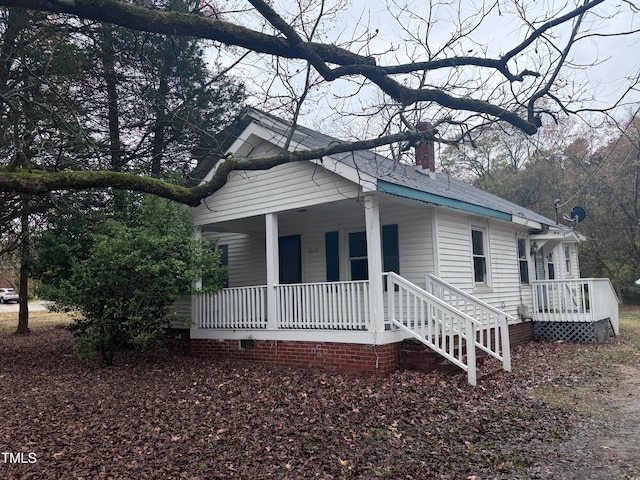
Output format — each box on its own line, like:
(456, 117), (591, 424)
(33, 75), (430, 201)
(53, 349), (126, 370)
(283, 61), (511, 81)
(364, 194), (385, 333)
(265, 213), (279, 329)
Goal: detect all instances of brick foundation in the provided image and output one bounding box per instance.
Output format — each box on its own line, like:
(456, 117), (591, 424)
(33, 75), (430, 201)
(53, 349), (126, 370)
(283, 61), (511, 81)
(191, 339), (401, 375)
(508, 321), (534, 346)
(192, 322), (533, 375)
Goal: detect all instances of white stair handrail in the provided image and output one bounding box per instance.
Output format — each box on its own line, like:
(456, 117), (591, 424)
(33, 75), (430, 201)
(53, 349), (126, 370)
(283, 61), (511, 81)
(427, 274), (512, 372)
(385, 271), (480, 385)
(427, 274), (517, 323)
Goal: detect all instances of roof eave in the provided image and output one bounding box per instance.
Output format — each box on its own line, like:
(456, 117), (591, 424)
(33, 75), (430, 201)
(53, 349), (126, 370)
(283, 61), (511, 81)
(510, 215), (543, 230)
(377, 180), (512, 222)
(530, 229), (585, 242)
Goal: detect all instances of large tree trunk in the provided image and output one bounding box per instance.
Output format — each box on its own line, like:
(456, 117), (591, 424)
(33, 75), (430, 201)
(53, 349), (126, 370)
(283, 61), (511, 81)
(101, 24), (124, 172)
(151, 61), (169, 177)
(16, 211), (29, 335)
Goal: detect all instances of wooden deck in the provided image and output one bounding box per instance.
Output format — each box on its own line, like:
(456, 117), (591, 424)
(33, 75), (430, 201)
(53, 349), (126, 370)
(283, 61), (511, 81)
(531, 278), (620, 335)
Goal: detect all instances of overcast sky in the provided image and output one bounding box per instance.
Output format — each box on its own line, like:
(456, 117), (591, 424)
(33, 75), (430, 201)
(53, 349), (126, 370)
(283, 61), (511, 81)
(337, 0), (639, 110)
(222, 0), (640, 135)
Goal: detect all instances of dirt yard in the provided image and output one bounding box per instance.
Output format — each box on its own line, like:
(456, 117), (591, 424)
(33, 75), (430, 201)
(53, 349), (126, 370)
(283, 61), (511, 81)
(526, 310), (640, 479)
(0, 310), (638, 479)
(528, 363), (640, 479)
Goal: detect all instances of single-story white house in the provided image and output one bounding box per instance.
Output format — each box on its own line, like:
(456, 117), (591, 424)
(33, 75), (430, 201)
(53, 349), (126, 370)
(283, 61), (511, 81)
(180, 109), (619, 385)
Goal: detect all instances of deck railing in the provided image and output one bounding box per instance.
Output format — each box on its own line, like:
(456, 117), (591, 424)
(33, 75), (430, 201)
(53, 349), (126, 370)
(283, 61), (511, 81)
(427, 274), (513, 371)
(531, 278), (620, 334)
(194, 285), (267, 329)
(385, 272), (480, 385)
(276, 281), (370, 330)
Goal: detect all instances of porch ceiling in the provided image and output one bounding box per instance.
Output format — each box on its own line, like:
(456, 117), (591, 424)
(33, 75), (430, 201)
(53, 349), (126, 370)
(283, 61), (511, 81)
(199, 193), (430, 235)
(200, 197), (367, 234)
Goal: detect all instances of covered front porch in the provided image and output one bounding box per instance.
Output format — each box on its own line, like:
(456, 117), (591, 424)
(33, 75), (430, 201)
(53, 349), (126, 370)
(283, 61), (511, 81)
(191, 273), (513, 386)
(194, 191), (393, 329)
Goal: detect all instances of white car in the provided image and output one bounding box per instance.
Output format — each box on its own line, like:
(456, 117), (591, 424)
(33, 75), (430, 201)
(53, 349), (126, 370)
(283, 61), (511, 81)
(0, 288), (19, 304)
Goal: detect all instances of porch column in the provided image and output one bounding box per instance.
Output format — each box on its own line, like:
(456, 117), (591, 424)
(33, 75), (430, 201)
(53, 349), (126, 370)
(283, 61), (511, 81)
(265, 213), (279, 329)
(364, 194), (385, 333)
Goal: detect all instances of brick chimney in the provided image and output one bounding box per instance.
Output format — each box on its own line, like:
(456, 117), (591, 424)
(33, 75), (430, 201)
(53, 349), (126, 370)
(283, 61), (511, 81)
(415, 122), (435, 173)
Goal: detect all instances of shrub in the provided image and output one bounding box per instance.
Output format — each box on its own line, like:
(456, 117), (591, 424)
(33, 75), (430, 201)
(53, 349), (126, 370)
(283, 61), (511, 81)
(37, 195), (224, 365)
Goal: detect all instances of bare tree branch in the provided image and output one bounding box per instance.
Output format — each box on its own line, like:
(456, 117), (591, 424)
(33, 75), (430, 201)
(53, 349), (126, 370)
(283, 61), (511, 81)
(0, 127), (434, 206)
(0, 0), (607, 135)
(0, 0), (637, 204)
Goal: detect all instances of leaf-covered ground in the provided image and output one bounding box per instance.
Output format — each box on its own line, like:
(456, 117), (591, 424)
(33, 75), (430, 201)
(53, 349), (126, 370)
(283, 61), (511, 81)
(0, 318), (638, 480)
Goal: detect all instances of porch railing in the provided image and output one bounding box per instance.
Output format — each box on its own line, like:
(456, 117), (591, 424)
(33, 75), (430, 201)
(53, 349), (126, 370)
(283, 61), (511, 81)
(427, 274), (513, 372)
(276, 281), (370, 330)
(194, 285), (267, 329)
(531, 278), (620, 334)
(385, 272), (480, 385)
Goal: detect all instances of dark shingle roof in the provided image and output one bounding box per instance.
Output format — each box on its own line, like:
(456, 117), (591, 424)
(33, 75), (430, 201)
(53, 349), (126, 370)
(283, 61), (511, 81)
(245, 108), (561, 229)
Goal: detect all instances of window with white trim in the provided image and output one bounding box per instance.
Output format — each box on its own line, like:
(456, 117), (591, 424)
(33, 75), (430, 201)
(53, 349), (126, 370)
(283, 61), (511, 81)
(348, 231), (368, 280)
(517, 238), (529, 284)
(471, 228), (488, 285)
(564, 246), (571, 276)
(339, 225), (400, 281)
(547, 252), (555, 280)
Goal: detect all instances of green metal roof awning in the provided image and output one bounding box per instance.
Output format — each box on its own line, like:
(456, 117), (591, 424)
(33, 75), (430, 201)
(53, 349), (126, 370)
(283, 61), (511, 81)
(377, 180), (512, 222)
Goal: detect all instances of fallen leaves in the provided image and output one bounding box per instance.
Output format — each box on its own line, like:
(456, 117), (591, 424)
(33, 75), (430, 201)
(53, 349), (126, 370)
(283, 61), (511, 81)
(0, 327), (602, 479)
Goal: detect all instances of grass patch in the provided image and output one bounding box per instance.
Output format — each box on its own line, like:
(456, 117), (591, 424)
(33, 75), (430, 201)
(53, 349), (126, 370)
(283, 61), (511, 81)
(0, 310), (74, 333)
(534, 306), (640, 412)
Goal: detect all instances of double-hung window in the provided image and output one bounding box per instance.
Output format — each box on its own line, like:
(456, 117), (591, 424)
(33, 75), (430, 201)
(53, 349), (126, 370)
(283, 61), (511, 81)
(547, 252), (555, 280)
(348, 231), (368, 280)
(564, 246), (572, 276)
(471, 228), (488, 285)
(326, 225), (399, 281)
(517, 238), (529, 284)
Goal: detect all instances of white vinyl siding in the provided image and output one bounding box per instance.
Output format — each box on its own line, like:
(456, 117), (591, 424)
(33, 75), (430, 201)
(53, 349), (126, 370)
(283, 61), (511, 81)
(435, 211), (475, 291)
(382, 203), (433, 287)
(203, 232), (267, 287)
(482, 222), (526, 317)
(389, 205), (433, 288)
(168, 297), (192, 329)
(433, 210), (531, 318)
(194, 161), (361, 225)
(205, 199), (434, 290)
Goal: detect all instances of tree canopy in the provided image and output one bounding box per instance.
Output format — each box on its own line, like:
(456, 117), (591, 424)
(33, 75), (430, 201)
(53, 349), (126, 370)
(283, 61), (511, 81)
(440, 111), (640, 302)
(0, 0), (637, 205)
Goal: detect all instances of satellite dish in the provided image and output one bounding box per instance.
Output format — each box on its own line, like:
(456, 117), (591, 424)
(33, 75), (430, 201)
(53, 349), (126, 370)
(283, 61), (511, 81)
(563, 205), (586, 224)
(570, 206), (586, 223)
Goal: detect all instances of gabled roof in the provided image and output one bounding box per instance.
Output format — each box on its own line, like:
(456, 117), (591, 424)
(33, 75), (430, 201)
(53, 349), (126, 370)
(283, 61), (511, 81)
(202, 108), (573, 234)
